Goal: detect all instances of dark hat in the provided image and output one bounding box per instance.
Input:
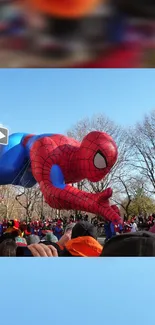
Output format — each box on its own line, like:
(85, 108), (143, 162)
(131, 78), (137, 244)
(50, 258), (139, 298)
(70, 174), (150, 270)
(0, 231), (19, 244)
(71, 221), (97, 240)
(114, 0), (155, 18)
(101, 231), (155, 256)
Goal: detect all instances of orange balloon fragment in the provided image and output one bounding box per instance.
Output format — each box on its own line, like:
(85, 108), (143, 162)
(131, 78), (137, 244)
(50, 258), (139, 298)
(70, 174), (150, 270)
(27, 0), (103, 18)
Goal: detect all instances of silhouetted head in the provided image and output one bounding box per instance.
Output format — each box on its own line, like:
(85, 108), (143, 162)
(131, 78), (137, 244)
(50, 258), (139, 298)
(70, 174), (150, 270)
(114, 0), (155, 19)
(79, 131), (118, 182)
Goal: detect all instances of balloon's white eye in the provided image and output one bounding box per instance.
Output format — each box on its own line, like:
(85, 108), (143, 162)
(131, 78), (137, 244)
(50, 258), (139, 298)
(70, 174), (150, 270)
(94, 152), (107, 169)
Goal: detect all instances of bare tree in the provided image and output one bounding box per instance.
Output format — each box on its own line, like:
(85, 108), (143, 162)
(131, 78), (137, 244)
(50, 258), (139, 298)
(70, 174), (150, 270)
(113, 172), (151, 217)
(0, 185), (18, 219)
(15, 185), (41, 223)
(112, 174), (132, 217)
(128, 110), (155, 193)
(34, 193), (56, 220)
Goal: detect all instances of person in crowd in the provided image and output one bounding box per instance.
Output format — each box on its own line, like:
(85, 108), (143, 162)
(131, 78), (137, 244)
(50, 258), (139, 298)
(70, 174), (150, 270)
(5, 219), (22, 236)
(76, 214), (83, 222)
(130, 219), (138, 232)
(26, 234), (40, 245)
(148, 221), (155, 233)
(3, 219), (155, 257)
(147, 215), (154, 228)
(19, 230), (155, 257)
(2, 219), (8, 233)
(39, 228), (72, 254)
(69, 215), (75, 223)
(84, 214), (89, 221)
(0, 222), (3, 236)
(101, 231), (155, 256)
(24, 223), (32, 236)
(138, 215), (144, 224)
(91, 216), (98, 226)
(65, 223), (76, 234)
(104, 221), (115, 241)
(53, 220), (63, 240)
(17, 230), (71, 256)
(60, 221), (102, 257)
(0, 239), (17, 257)
(123, 221), (132, 233)
(0, 229), (27, 256)
(23, 221), (102, 257)
(19, 221), (27, 237)
(28, 243), (58, 257)
(43, 232), (58, 243)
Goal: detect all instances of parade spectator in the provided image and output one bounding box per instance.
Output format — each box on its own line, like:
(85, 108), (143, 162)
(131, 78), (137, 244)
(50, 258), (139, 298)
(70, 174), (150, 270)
(28, 243), (58, 257)
(44, 232), (58, 243)
(0, 222), (3, 236)
(101, 231), (155, 257)
(26, 234), (40, 245)
(131, 220), (138, 232)
(0, 239), (17, 257)
(65, 223), (76, 234)
(53, 220), (63, 240)
(60, 221), (102, 257)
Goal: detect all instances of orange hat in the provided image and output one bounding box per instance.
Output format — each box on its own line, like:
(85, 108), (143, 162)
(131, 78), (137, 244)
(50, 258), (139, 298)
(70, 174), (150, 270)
(65, 236), (103, 257)
(27, 0), (102, 18)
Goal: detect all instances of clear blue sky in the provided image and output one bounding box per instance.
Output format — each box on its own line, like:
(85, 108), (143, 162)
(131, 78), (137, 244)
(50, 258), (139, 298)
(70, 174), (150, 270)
(1, 258), (155, 325)
(0, 69), (155, 134)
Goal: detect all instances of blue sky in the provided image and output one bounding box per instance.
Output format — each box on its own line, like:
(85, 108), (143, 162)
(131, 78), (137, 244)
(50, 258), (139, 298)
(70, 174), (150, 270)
(0, 69), (155, 134)
(1, 258), (155, 325)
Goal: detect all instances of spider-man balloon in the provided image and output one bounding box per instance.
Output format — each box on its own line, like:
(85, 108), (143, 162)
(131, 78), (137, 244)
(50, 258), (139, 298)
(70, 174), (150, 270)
(0, 131), (122, 224)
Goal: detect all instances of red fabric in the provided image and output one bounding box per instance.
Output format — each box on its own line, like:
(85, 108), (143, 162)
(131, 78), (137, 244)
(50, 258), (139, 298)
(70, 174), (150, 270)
(22, 134), (34, 146)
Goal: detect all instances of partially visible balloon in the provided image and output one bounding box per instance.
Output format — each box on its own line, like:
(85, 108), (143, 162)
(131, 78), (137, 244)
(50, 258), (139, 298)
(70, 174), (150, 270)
(27, 0), (103, 18)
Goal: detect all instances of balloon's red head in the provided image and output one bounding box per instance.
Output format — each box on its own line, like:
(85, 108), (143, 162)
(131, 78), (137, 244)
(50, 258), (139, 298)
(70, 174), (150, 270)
(79, 131), (118, 182)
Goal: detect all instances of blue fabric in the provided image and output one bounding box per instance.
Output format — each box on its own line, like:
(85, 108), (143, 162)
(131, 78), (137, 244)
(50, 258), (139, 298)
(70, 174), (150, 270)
(50, 164), (66, 189)
(0, 133), (54, 187)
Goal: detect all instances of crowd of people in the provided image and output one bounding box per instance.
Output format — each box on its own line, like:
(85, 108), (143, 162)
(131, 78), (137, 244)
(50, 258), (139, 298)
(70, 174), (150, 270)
(0, 212), (155, 257)
(104, 214), (155, 241)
